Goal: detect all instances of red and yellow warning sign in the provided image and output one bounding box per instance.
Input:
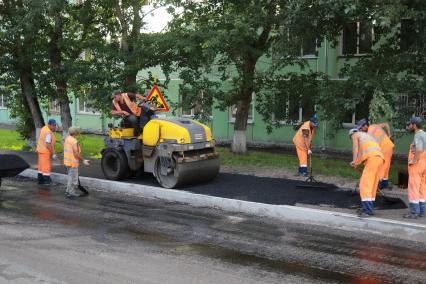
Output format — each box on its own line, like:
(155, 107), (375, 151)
(146, 85), (169, 112)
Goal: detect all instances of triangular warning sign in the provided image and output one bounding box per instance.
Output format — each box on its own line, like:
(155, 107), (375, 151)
(146, 85), (169, 112)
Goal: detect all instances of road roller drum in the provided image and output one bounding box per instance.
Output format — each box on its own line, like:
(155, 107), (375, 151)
(101, 117), (219, 188)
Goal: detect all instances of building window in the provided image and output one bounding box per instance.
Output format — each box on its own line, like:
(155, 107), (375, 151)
(48, 100), (60, 115)
(272, 92), (302, 124)
(301, 37), (317, 57)
(181, 90), (212, 119)
(77, 99), (101, 115)
(395, 94), (426, 121)
(230, 93), (254, 123)
(342, 22), (373, 55)
(0, 95), (7, 109)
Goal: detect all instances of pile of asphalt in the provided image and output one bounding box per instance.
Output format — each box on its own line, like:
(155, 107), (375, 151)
(0, 154), (30, 178)
(181, 173), (407, 210)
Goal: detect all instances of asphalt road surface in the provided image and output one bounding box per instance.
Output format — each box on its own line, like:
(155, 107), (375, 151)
(1, 178), (425, 283)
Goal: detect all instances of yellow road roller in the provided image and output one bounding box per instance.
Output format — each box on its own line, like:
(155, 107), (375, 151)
(101, 117), (220, 188)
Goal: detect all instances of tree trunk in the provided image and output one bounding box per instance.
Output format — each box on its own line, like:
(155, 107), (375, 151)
(231, 58), (256, 154)
(50, 11), (72, 136)
(20, 70), (45, 129)
(20, 68), (45, 143)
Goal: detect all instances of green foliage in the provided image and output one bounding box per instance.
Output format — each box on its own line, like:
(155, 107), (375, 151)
(317, 1), (426, 130)
(369, 90), (396, 124)
(167, 0), (353, 144)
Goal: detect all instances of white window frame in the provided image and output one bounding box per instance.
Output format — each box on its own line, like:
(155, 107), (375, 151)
(301, 38), (318, 59)
(341, 22), (375, 56)
(271, 93), (303, 125)
(48, 100), (60, 115)
(0, 95), (7, 109)
(342, 113), (356, 128)
(229, 93), (255, 124)
(181, 90), (213, 119)
(77, 98), (101, 115)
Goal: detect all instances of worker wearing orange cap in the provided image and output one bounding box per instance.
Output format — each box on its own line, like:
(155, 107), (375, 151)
(405, 117), (426, 219)
(357, 119), (394, 189)
(36, 119), (57, 185)
(293, 115), (319, 176)
(349, 128), (384, 217)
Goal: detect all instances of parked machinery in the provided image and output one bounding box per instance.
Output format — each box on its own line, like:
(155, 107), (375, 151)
(101, 117), (219, 188)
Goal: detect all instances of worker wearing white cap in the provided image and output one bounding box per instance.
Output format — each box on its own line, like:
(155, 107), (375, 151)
(63, 127), (90, 198)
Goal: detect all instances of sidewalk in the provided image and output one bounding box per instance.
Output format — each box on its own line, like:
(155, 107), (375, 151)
(1, 149), (424, 226)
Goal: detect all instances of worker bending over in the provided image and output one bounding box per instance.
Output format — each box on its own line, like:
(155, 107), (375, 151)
(111, 90), (156, 136)
(356, 119), (394, 189)
(36, 119), (57, 185)
(349, 128), (384, 217)
(63, 127), (90, 198)
(405, 117), (426, 219)
(293, 115), (319, 176)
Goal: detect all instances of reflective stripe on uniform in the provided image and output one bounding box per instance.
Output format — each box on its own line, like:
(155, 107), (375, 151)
(354, 132), (383, 165)
(37, 125), (55, 154)
(122, 93), (141, 116)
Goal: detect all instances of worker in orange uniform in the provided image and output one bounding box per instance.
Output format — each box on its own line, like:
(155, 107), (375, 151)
(349, 128), (384, 217)
(63, 127), (90, 198)
(405, 117), (426, 219)
(356, 119), (394, 189)
(36, 119), (57, 185)
(111, 90), (151, 136)
(293, 115), (319, 176)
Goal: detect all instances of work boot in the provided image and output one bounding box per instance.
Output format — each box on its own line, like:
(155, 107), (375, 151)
(379, 179), (389, 190)
(358, 211), (373, 218)
(43, 175), (52, 185)
(403, 213), (418, 219)
(299, 166), (308, 177)
(408, 202), (421, 217)
(65, 192), (83, 198)
(419, 202), (426, 217)
(361, 201), (375, 216)
(37, 173), (44, 185)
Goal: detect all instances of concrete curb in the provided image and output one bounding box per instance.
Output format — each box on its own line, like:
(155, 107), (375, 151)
(20, 169), (426, 242)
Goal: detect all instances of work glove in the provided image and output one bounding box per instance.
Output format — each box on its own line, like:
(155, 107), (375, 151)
(52, 154), (58, 160)
(308, 150), (313, 155)
(83, 159), (90, 166)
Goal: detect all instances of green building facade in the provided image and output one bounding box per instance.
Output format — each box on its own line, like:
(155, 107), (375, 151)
(0, 27), (416, 154)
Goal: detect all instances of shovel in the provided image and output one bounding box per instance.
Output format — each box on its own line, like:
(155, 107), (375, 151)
(56, 154), (89, 196)
(353, 166), (399, 205)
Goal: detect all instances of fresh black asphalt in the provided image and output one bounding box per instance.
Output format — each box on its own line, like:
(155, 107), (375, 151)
(1, 151), (406, 210)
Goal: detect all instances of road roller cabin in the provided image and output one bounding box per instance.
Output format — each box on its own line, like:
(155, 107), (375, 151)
(101, 117), (220, 188)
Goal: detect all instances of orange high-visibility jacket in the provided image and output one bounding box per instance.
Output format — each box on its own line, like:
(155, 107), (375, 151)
(112, 93), (141, 116)
(354, 132), (383, 165)
(37, 125), (56, 154)
(293, 121), (315, 150)
(368, 124), (394, 150)
(63, 135), (80, 168)
(409, 143), (415, 161)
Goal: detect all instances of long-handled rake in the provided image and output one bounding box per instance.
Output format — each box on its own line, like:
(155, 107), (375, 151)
(296, 153), (331, 189)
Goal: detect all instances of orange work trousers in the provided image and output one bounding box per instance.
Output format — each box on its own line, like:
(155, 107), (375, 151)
(295, 146), (308, 167)
(380, 146), (393, 180)
(407, 158), (426, 203)
(359, 156), (384, 201)
(38, 152), (52, 176)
